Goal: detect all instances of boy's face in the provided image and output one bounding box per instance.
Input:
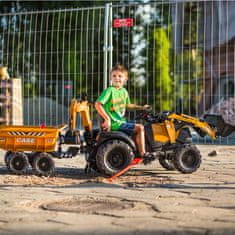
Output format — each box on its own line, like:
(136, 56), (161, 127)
(111, 70), (127, 88)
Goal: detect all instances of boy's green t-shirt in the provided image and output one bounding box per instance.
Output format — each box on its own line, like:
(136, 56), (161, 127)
(97, 86), (131, 130)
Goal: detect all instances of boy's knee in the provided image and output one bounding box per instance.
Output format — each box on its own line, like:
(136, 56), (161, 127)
(135, 124), (144, 132)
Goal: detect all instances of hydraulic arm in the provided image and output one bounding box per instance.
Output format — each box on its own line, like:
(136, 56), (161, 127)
(69, 98), (92, 132)
(168, 113), (216, 140)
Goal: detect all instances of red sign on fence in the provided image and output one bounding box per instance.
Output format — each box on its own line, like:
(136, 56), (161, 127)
(113, 18), (134, 28)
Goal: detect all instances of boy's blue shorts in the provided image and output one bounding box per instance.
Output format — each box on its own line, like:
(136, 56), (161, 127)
(118, 122), (136, 136)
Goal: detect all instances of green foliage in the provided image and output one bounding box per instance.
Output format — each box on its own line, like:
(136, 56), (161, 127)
(154, 27), (172, 111)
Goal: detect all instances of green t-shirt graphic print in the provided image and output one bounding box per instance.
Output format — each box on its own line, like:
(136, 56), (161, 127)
(97, 86), (131, 130)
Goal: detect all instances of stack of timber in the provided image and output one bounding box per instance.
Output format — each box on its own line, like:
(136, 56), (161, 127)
(0, 67), (23, 125)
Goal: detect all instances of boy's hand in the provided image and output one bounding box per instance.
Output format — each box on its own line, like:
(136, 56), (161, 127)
(102, 119), (111, 131)
(127, 104), (151, 111)
(143, 105), (151, 111)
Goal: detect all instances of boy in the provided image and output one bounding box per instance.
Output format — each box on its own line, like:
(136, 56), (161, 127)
(95, 64), (150, 158)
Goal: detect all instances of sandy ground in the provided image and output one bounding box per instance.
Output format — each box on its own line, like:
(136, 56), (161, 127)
(0, 145), (235, 235)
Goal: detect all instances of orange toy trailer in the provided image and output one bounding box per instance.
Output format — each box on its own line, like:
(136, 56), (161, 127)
(1, 125), (79, 176)
(0, 125), (60, 152)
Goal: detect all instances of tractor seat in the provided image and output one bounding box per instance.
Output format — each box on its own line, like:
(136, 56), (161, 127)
(97, 114), (134, 137)
(98, 131), (132, 143)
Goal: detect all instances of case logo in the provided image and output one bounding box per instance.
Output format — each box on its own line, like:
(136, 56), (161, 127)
(16, 138), (35, 144)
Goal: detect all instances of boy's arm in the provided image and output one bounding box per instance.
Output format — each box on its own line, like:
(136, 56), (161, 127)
(95, 102), (111, 131)
(127, 103), (151, 111)
(125, 91), (150, 111)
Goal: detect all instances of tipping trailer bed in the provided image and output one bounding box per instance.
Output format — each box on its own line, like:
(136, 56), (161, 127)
(0, 125), (62, 152)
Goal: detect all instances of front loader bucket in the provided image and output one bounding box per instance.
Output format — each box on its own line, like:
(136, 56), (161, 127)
(204, 114), (235, 137)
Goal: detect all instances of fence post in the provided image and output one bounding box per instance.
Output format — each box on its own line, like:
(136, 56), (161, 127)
(103, 3), (110, 89)
(109, 3), (113, 82)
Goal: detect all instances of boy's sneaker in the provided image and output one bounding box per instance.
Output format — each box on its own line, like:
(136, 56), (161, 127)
(142, 152), (155, 165)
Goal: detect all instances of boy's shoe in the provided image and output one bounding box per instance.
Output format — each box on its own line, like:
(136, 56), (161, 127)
(142, 152), (155, 165)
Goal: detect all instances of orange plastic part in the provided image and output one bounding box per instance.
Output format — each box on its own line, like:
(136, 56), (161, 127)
(0, 125), (65, 152)
(108, 158), (143, 182)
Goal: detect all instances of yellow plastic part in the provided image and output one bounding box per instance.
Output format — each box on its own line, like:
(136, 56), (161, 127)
(69, 98), (92, 132)
(152, 121), (178, 143)
(165, 120), (177, 143)
(152, 123), (171, 143)
(0, 125), (62, 152)
(168, 113), (216, 139)
(151, 113), (216, 143)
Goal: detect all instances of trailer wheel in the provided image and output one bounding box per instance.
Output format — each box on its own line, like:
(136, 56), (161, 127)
(8, 152), (29, 174)
(96, 140), (134, 176)
(173, 145), (201, 174)
(159, 155), (175, 171)
(33, 153), (55, 176)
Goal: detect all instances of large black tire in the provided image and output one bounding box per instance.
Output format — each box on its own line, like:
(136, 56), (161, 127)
(33, 152), (55, 176)
(173, 145), (201, 174)
(159, 155), (175, 171)
(96, 140), (134, 176)
(8, 152), (29, 174)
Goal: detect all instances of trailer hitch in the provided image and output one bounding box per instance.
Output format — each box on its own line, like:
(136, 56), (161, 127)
(51, 146), (80, 159)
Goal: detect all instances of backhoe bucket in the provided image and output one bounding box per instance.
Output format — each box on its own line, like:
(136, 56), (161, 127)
(203, 114), (235, 137)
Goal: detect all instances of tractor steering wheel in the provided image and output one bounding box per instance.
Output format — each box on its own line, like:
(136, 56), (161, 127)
(135, 109), (153, 122)
(135, 110), (171, 123)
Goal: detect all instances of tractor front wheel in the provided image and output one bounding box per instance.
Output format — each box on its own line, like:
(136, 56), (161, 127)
(173, 145), (201, 174)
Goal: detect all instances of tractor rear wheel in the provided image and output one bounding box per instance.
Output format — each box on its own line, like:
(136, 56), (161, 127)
(96, 140), (134, 176)
(173, 145), (201, 174)
(33, 152), (55, 176)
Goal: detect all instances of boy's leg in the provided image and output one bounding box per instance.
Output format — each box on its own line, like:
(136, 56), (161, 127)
(118, 122), (146, 156)
(134, 124), (146, 156)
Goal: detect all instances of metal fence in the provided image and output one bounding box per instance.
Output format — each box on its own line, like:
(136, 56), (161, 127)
(0, 6), (106, 126)
(0, 0), (235, 143)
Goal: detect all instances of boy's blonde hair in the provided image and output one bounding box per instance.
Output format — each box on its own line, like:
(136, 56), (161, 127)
(111, 64), (128, 79)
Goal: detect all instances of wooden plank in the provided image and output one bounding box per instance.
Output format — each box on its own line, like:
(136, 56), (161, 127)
(11, 78), (23, 125)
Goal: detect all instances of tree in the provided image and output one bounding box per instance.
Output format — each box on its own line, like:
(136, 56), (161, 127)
(154, 27), (172, 111)
(0, 1), (106, 101)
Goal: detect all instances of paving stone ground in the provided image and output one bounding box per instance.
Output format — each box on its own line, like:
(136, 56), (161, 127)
(0, 145), (235, 235)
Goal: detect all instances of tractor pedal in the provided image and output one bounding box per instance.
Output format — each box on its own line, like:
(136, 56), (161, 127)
(143, 153), (155, 165)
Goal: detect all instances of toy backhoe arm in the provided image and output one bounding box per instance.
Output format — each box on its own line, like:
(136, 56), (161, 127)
(168, 113), (216, 140)
(69, 98), (92, 132)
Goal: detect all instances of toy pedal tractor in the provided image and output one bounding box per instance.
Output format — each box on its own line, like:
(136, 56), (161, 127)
(88, 111), (211, 176)
(65, 95), (235, 177)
